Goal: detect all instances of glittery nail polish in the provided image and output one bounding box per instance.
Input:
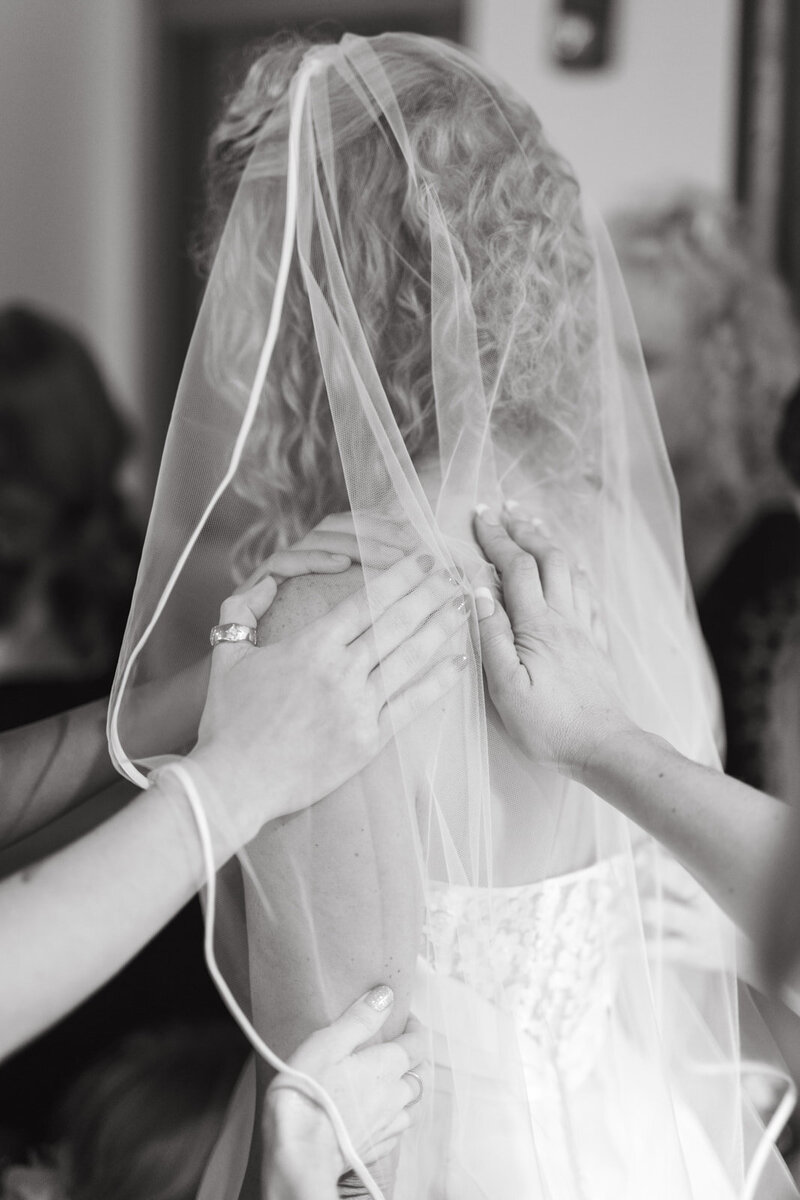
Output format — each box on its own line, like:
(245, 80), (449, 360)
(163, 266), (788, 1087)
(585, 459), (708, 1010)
(365, 985), (394, 1011)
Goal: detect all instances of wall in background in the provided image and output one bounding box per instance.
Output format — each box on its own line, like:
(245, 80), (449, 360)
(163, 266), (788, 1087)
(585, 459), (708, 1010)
(468, 0), (737, 213)
(0, 0), (146, 445)
(0, 0), (738, 495)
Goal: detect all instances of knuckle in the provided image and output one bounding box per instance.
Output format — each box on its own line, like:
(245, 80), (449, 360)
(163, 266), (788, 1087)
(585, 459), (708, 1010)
(218, 598), (244, 625)
(352, 723), (380, 760)
(395, 637), (423, 678)
(348, 637), (373, 675)
(507, 552), (538, 579)
(543, 547), (569, 574)
(384, 610), (409, 645)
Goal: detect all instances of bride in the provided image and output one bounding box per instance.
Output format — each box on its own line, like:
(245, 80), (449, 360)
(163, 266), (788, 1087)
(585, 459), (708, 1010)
(109, 31), (798, 1199)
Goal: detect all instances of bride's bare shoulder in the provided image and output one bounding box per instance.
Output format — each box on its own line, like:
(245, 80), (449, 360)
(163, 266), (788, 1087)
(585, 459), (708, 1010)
(257, 564), (369, 643)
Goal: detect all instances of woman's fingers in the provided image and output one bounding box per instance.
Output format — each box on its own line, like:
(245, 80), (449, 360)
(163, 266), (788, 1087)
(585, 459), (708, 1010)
(355, 1018), (426, 1081)
(473, 510), (550, 629)
(571, 569), (594, 632)
(361, 569), (465, 670)
(371, 594), (469, 697)
(317, 511), (416, 551)
(362, 1109), (414, 1165)
(474, 589), (521, 682)
(218, 573), (278, 630)
(235, 510), (416, 589)
(474, 509), (540, 583)
(377, 652), (468, 741)
(293, 530), (405, 568)
(502, 516), (575, 614)
(329, 553), (442, 642)
(260, 547), (353, 579)
(289, 986), (396, 1071)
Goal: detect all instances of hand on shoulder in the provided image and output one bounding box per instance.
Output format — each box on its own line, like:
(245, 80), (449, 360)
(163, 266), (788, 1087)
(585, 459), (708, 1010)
(190, 551), (470, 842)
(473, 507), (636, 779)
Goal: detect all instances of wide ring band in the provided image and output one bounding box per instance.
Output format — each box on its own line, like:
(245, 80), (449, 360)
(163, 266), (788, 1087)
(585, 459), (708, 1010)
(209, 622), (258, 648)
(403, 1069), (424, 1108)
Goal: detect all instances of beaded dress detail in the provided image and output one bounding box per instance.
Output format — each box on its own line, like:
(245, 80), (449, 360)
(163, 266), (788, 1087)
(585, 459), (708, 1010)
(423, 858), (627, 1088)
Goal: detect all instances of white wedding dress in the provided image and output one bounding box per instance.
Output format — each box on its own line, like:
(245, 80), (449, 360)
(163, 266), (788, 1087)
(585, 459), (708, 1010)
(198, 851), (743, 1200)
(413, 866), (737, 1199)
(109, 32), (799, 1200)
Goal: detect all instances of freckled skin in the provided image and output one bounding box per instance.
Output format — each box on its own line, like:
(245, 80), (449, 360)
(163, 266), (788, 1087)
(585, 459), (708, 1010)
(236, 566), (424, 1196)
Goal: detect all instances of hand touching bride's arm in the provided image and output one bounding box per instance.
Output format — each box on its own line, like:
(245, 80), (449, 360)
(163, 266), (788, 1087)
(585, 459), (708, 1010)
(472, 509), (790, 949)
(0, 555), (466, 1059)
(238, 560), (467, 1190)
(0, 519), (411, 848)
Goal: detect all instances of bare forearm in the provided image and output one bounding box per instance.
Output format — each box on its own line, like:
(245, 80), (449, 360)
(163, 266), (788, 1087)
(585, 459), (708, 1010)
(0, 660), (209, 848)
(0, 699), (114, 845)
(0, 774), (208, 1058)
(577, 727), (788, 937)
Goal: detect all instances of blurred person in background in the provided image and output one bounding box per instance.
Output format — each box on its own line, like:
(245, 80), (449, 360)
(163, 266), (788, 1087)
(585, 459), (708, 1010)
(0, 305), (141, 729)
(0, 1024), (246, 1200)
(611, 190), (800, 794)
(126, 31), (797, 1197)
(0, 305), (197, 1157)
(0, 989), (423, 1200)
(768, 384), (800, 803)
(613, 191), (800, 1178)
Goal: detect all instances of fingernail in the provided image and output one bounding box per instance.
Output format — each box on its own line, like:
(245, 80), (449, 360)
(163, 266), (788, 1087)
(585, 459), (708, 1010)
(474, 504), (500, 526)
(364, 985), (394, 1011)
(330, 553), (351, 565)
(474, 587), (495, 619)
(503, 498), (520, 512)
(417, 553), (435, 573)
(453, 653), (469, 671)
(529, 517), (551, 538)
(453, 593), (470, 614)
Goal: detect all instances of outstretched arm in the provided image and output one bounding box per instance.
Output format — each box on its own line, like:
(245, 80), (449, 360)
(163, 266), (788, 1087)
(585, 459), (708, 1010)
(1, 557), (466, 1059)
(472, 508), (790, 949)
(0, 527), (407, 849)
(0, 697), (116, 846)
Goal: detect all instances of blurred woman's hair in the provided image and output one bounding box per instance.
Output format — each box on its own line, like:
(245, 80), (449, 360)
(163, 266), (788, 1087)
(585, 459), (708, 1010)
(0, 305), (140, 665)
(196, 32), (598, 578)
(610, 189), (800, 518)
(777, 379), (800, 489)
(54, 1024), (246, 1200)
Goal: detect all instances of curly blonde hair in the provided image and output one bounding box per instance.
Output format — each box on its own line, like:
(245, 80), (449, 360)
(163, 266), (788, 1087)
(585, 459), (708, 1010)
(611, 189), (800, 520)
(198, 33), (597, 575)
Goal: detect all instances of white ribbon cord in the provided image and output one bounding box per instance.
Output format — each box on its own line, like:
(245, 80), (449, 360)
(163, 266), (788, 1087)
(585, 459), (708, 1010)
(172, 726), (790, 1200)
(742, 1072), (797, 1200)
(109, 46), (385, 1195)
(108, 50), (326, 790)
(163, 760), (386, 1200)
(105, 36), (794, 1200)
(687, 1057), (797, 1199)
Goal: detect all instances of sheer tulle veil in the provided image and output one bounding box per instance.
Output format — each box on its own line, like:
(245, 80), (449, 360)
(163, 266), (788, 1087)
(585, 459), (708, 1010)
(108, 32), (797, 1199)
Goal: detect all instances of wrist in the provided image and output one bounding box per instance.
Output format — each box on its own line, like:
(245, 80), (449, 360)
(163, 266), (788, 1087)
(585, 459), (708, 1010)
(566, 717), (650, 788)
(263, 1094), (340, 1199)
(184, 746), (288, 848)
(263, 1150), (339, 1200)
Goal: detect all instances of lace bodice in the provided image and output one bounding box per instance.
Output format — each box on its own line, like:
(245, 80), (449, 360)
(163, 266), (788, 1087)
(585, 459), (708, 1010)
(422, 858), (627, 1084)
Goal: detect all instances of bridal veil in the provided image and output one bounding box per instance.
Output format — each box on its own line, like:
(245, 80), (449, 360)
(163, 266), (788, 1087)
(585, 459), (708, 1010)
(108, 32), (797, 1199)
